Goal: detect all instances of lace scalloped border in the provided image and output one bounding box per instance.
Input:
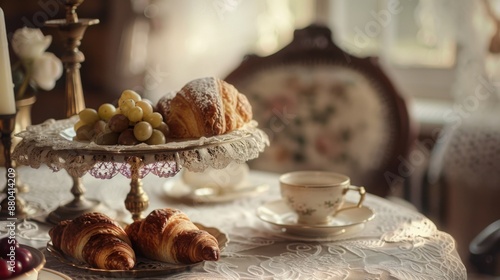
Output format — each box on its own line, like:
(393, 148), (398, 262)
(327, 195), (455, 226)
(12, 117), (269, 179)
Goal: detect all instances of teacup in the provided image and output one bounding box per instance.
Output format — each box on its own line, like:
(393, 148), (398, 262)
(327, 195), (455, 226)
(279, 171), (365, 225)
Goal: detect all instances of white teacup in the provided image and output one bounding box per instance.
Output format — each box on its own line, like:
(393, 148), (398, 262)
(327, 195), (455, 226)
(279, 171), (366, 225)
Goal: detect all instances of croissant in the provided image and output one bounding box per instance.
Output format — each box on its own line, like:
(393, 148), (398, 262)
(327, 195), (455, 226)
(125, 208), (220, 264)
(164, 77), (252, 138)
(49, 212), (136, 270)
(156, 90), (176, 120)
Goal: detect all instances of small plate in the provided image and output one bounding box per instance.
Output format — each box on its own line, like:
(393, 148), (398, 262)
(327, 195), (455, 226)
(257, 200), (375, 238)
(46, 223), (228, 278)
(163, 179), (269, 203)
(39, 268), (72, 280)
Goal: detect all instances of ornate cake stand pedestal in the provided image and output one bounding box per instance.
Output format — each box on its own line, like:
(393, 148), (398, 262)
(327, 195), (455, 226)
(12, 117), (268, 222)
(124, 156), (149, 221)
(45, 177), (99, 224)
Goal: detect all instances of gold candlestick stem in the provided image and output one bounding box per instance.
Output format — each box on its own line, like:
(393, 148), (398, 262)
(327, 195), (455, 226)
(45, 6), (99, 117)
(12, 96), (37, 193)
(0, 114), (29, 219)
(44, 0), (100, 223)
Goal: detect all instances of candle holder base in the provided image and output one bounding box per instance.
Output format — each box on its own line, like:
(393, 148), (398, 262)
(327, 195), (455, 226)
(0, 195), (37, 219)
(0, 168), (30, 193)
(16, 181), (29, 193)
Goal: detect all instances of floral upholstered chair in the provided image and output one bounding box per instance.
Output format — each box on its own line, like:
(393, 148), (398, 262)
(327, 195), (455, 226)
(225, 24), (417, 197)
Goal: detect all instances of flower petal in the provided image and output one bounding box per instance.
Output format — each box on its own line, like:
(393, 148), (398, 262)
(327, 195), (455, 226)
(31, 52), (63, 91)
(11, 27), (52, 60)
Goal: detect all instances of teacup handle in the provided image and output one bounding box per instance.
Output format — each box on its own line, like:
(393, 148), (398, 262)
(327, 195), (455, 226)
(337, 186), (366, 213)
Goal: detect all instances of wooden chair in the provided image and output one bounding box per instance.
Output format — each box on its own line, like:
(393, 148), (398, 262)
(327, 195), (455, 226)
(225, 24), (417, 197)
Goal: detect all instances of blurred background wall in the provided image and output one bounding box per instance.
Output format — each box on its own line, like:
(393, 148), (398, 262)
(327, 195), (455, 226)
(0, 0), (464, 123)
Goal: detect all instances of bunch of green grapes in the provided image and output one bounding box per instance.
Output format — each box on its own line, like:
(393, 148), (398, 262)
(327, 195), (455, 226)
(74, 90), (169, 145)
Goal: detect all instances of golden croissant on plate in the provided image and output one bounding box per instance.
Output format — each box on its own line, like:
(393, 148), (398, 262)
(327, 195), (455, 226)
(125, 208), (220, 264)
(163, 77), (253, 139)
(49, 212), (136, 270)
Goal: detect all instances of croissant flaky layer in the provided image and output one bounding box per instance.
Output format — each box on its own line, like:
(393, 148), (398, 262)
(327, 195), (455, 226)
(164, 77), (252, 138)
(125, 208), (220, 264)
(49, 212), (136, 270)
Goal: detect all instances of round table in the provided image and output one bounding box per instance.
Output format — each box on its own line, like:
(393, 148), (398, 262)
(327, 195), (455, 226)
(0, 166), (466, 279)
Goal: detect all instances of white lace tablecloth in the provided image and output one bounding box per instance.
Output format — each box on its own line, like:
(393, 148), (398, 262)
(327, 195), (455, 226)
(0, 166), (466, 279)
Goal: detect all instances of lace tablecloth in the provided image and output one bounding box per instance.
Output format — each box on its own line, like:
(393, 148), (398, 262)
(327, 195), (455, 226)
(0, 166), (466, 279)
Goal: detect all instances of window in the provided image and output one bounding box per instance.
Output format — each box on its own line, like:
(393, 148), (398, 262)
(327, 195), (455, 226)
(330, 0), (456, 68)
(326, 0), (458, 104)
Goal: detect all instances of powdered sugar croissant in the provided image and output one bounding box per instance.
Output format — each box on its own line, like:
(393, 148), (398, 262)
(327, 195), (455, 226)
(164, 77), (252, 138)
(49, 212), (136, 270)
(125, 208), (220, 264)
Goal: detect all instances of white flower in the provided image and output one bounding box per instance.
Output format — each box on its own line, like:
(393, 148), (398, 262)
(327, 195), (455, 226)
(10, 27), (63, 96)
(31, 52), (63, 91)
(11, 27), (52, 61)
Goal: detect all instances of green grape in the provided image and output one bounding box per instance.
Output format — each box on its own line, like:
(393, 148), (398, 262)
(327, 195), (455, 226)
(146, 129), (166, 145)
(133, 121), (153, 141)
(97, 103), (117, 121)
(119, 99), (136, 116)
(141, 98), (154, 107)
(120, 89), (142, 102)
(79, 108), (100, 125)
(128, 106), (144, 122)
(144, 112), (163, 128)
(136, 100), (153, 118)
(93, 120), (107, 135)
(108, 114), (130, 133)
(156, 122), (170, 138)
(118, 129), (140, 145)
(74, 120), (85, 132)
(76, 125), (95, 141)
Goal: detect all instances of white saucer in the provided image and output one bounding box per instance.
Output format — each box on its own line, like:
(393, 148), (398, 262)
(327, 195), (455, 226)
(39, 268), (72, 280)
(264, 223), (367, 242)
(163, 179), (269, 203)
(257, 199), (375, 238)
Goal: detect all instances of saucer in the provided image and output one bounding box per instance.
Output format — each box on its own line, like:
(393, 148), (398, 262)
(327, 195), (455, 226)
(163, 179), (269, 203)
(265, 223), (367, 242)
(257, 199), (375, 238)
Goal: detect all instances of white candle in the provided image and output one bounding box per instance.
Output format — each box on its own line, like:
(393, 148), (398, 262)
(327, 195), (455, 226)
(0, 8), (16, 115)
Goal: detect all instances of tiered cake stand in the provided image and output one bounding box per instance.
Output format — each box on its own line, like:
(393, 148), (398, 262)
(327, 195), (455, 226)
(12, 116), (268, 222)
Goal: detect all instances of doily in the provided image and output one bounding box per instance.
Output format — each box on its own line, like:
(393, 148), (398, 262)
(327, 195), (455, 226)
(12, 116), (269, 179)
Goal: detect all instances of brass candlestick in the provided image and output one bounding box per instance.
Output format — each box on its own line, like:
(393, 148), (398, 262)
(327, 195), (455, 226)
(12, 96), (37, 193)
(44, 0), (100, 223)
(0, 114), (30, 219)
(45, 0), (99, 116)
